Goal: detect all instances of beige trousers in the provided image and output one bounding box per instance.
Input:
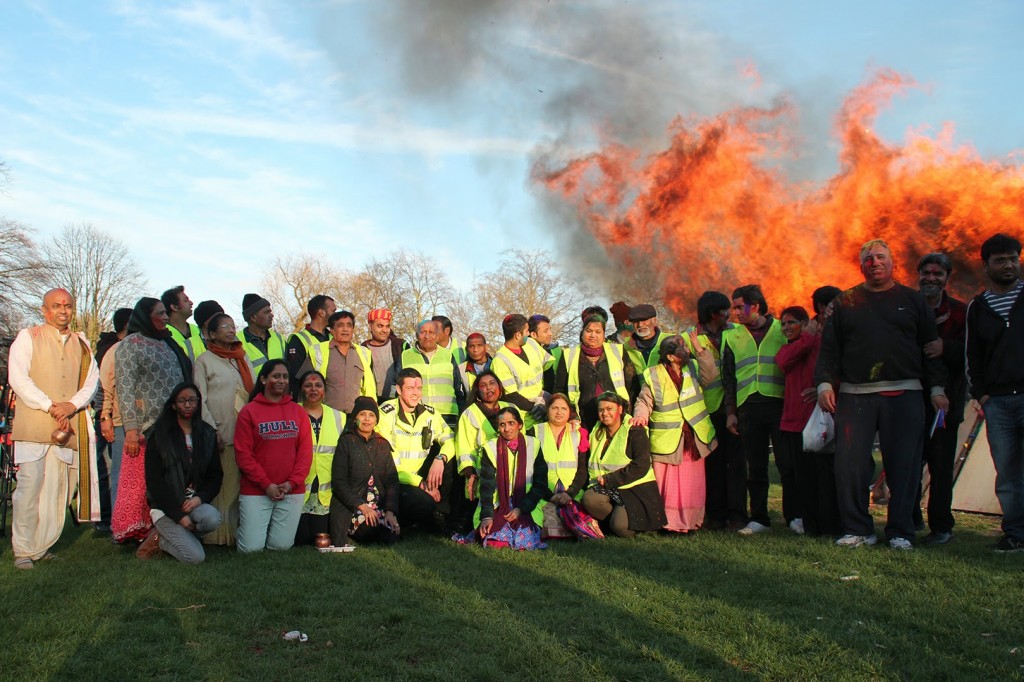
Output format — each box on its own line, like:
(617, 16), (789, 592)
(12, 445), (73, 560)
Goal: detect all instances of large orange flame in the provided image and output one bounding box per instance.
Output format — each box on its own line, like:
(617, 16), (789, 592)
(535, 69), (1024, 318)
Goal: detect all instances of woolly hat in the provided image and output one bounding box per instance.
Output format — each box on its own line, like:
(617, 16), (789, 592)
(194, 300), (224, 332)
(242, 293), (271, 322)
(350, 395), (380, 421)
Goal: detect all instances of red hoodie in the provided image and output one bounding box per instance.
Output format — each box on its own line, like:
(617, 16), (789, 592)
(234, 393), (313, 496)
(775, 331), (822, 433)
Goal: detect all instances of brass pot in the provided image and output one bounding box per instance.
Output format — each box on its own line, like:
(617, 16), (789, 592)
(51, 427), (75, 446)
(314, 533), (331, 549)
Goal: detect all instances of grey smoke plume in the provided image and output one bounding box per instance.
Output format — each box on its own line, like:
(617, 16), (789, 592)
(317, 1), (777, 296)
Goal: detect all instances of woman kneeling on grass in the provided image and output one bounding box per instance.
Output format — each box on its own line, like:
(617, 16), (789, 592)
(329, 396), (400, 546)
(234, 360), (313, 553)
(583, 392), (666, 537)
(473, 406), (550, 550)
(138, 382), (223, 563)
(534, 393), (590, 539)
(295, 371), (347, 546)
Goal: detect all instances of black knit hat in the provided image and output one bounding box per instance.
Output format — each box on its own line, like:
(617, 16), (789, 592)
(194, 300), (224, 333)
(242, 293), (271, 322)
(350, 396), (380, 421)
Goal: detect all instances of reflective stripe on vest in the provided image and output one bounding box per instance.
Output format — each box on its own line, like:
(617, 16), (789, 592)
(238, 329), (285, 370)
(588, 416), (656, 490)
(722, 319), (786, 404)
(310, 342), (376, 399)
(168, 323), (206, 362)
(443, 338), (467, 365)
(624, 330), (670, 374)
(492, 343), (545, 399)
(455, 402), (511, 471)
(402, 346), (457, 416)
(375, 400), (454, 486)
(684, 327), (724, 413)
(304, 407), (346, 506)
(642, 364), (715, 455)
(289, 328), (320, 355)
(480, 435), (544, 526)
(565, 342), (629, 410)
(537, 422), (582, 496)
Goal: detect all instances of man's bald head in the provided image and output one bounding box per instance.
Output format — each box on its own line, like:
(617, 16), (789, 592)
(41, 288), (74, 332)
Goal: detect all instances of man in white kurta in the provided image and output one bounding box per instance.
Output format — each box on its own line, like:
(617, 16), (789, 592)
(8, 288), (99, 568)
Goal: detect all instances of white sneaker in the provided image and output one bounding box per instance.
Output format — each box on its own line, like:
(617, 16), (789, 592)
(789, 518), (805, 535)
(835, 534), (877, 547)
(889, 537), (913, 551)
(737, 521), (770, 536)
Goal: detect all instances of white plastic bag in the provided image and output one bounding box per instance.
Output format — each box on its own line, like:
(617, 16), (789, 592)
(802, 404), (835, 453)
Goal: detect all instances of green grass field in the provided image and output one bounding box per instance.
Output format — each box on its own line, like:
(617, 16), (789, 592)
(3, 494), (1022, 681)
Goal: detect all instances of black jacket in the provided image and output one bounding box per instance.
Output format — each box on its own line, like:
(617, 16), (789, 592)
(330, 430), (400, 514)
(144, 421), (223, 523)
(965, 284), (1024, 400)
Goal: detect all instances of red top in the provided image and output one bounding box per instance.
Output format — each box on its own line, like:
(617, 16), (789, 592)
(775, 331), (821, 433)
(234, 393), (313, 496)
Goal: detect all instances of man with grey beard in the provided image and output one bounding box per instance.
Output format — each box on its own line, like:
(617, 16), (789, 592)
(912, 253), (967, 545)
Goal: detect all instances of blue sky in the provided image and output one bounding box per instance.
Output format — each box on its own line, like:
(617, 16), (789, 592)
(1, 1), (1021, 323)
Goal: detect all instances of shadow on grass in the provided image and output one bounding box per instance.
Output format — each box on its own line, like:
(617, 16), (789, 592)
(575, 530), (1024, 679)
(391, 538), (760, 680)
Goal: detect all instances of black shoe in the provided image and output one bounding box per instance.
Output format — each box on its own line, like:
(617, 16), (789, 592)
(703, 519), (726, 531)
(994, 535), (1024, 553)
(922, 531), (953, 545)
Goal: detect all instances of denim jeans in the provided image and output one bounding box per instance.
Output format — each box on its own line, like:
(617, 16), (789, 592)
(984, 394), (1024, 540)
(154, 504), (222, 564)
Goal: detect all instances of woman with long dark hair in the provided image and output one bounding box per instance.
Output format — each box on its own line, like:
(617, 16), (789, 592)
(138, 383), (223, 563)
(584, 392), (666, 537)
(112, 297), (191, 544)
(295, 370), (347, 545)
(534, 393), (590, 539)
(474, 406), (550, 550)
(234, 360), (312, 552)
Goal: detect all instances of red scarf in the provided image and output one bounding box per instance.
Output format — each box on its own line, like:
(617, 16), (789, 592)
(490, 435), (531, 534)
(207, 341), (255, 393)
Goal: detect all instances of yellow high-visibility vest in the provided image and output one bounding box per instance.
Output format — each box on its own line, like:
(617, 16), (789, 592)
(624, 330), (672, 374)
(168, 323), (206, 362)
(722, 319), (786, 405)
(309, 342), (376, 401)
(683, 326), (724, 413)
(564, 342), (629, 410)
(642, 363), (715, 456)
(589, 416), (656, 490)
(375, 399), (455, 487)
(401, 346), (458, 417)
(454, 401), (513, 472)
(303, 407), (346, 506)
(237, 328), (286, 371)
(535, 422), (583, 500)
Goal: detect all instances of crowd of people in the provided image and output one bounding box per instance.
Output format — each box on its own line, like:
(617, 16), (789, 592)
(6, 233), (1023, 567)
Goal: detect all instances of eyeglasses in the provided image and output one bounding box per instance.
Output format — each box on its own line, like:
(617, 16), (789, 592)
(176, 397), (199, 405)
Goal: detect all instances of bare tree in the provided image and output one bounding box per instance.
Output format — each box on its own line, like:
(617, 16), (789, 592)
(348, 250), (456, 340)
(0, 218), (49, 339)
(259, 253), (349, 334)
(473, 249), (590, 346)
(42, 224), (147, 345)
